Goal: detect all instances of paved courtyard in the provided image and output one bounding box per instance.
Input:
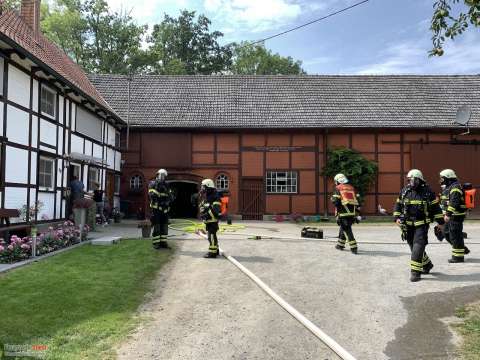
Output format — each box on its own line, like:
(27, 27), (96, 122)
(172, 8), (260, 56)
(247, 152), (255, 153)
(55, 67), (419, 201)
(116, 221), (480, 360)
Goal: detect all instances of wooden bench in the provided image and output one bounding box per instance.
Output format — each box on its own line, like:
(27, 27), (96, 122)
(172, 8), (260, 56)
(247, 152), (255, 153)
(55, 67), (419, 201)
(0, 209), (31, 242)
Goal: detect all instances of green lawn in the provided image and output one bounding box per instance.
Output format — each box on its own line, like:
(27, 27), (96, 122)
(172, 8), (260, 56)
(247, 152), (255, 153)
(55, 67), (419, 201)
(455, 303), (480, 360)
(0, 239), (173, 359)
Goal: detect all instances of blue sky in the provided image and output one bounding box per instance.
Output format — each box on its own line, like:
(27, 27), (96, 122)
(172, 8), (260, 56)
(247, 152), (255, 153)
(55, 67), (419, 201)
(106, 0), (480, 74)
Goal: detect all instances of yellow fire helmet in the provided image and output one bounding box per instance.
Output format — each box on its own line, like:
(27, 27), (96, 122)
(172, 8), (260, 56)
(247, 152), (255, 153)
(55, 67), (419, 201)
(201, 178), (215, 189)
(407, 169), (424, 181)
(334, 173), (349, 184)
(440, 169), (457, 179)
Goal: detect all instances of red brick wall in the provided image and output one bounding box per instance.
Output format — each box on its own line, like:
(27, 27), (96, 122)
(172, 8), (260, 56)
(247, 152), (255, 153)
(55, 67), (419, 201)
(121, 129), (474, 217)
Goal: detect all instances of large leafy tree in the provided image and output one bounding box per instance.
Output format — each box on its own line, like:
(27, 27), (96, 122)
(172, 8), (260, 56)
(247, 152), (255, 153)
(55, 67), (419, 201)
(430, 0), (480, 56)
(231, 42), (306, 75)
(41, 0), (148, 74)
(148, 10), (232, 75)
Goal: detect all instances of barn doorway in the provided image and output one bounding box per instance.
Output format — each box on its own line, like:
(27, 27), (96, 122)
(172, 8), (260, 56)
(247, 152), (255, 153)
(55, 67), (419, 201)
(168, 181), (199, 218)
(240, 178), (264, 220)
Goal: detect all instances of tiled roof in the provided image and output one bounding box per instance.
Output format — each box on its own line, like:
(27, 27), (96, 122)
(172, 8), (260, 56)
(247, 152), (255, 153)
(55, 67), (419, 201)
(0, 10), (121, 122)
(88, 74), (480, 129)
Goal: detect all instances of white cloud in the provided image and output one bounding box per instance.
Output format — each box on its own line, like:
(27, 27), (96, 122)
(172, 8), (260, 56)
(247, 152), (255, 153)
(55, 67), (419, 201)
(203, 0), (303, 33)
(348, 32), (480, 75)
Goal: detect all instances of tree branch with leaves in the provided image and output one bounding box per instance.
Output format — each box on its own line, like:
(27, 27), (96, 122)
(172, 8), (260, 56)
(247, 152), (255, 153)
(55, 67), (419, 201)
(430, 0), (480, 56)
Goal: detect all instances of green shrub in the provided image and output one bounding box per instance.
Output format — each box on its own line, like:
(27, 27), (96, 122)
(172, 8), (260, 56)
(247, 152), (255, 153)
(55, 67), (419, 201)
(322, 147), (378, 199)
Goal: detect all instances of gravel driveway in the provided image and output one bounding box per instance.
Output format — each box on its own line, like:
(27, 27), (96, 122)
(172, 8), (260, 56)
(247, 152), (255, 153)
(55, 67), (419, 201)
(117, 221), (480, 360)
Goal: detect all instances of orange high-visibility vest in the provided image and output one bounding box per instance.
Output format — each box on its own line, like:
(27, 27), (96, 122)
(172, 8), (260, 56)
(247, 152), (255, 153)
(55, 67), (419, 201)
(220, 196), (229, 215)
(465, 188), (476, 209)
(335, 184), (359, 206)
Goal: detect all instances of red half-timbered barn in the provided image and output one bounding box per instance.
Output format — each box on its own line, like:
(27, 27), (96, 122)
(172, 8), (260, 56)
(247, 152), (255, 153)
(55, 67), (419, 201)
(90, 75), (480, 219)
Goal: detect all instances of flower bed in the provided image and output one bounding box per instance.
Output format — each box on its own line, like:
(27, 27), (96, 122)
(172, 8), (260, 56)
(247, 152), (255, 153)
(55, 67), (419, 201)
(0, 221), (90, 264)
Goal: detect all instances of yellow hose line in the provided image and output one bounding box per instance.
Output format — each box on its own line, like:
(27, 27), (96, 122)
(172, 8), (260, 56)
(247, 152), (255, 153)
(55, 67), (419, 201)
(168, 218), (245, 234)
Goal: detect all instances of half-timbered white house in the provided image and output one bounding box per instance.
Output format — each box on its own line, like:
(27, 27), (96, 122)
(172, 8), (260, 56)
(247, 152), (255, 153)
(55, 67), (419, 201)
(0, 0), (124, 223)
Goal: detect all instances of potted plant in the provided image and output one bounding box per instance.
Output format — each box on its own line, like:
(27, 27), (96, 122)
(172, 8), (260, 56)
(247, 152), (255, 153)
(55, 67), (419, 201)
(138, 219), (152, 238)
(73, 198), (95, 234)
(112, 207), (122, 223)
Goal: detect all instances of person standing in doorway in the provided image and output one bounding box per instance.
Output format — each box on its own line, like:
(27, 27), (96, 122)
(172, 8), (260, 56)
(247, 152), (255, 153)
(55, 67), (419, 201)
(93, 182), (107, 226)
(148, 169), (173, 249)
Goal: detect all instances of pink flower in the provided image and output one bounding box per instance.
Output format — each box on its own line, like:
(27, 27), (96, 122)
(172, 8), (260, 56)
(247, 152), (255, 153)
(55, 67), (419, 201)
(7, 244), (14, 251)
(21, 244), (30, 250)
(48, 226), (54, 231)
(0, 245), (4, 252)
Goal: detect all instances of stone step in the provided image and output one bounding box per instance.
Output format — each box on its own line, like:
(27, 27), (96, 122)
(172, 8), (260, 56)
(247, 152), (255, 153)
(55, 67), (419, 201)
(91, 236), (121, 246)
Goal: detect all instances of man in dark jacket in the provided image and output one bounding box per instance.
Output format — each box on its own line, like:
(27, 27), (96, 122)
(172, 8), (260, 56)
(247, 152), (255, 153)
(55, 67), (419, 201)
(439, 169), (469, 263)
(393, 169), (445, 282)
(148, 169), (173, 249)
(199, 178), (222, 258)
(331, 173), (360, 254)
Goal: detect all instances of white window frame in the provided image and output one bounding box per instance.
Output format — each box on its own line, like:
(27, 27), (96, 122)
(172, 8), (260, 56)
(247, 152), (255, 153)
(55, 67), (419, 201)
(266, 171), (298, 194)
(40, 84), (56, 119)
(88, 167), (100, 191)
(216, 173), (230, 190)
(130, 175), (143, 190)
(71, 163), (81, 180)
(38, 156), (55, 191)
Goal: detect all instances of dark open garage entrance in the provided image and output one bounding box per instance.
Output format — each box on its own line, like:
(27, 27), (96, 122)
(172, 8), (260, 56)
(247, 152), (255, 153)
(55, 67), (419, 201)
(412, 143), (480, 217)
(168, 181), (199, 218)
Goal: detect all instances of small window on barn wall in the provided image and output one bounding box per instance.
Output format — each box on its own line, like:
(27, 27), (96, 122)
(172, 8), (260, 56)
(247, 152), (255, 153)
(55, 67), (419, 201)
(39, 156), (55, 190)
(216, 174), (230, 190)
(266, 171), (298, 194)
(130, 174), (143, 190)
(40, 85), (56, 119)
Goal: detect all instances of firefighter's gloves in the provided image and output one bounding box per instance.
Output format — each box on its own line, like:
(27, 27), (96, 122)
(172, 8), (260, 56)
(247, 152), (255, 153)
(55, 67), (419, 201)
(434, 225), (445, 242)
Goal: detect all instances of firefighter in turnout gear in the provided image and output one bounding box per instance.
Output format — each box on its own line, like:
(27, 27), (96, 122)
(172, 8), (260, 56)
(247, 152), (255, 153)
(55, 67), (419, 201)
(393, 169), (445, 282)
(332, 173), (359, 254)
(199, 179), (222, 258)
(439, 169), (469, 263)
(148, 169), (173, 249)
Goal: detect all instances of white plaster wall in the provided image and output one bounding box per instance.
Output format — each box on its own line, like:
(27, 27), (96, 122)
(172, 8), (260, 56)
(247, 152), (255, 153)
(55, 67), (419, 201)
(31, 116), (38, 147)
(71, 134), (83, 154)
(115, 151), (121, 171)
(58, 128), (64, 155)
(40, 119), (57, 146)
(71, 103), (76, 130)
(6, 105), (29, 145)
(56, 160), (63, 188)
(0, 102), (3, 135)
(38, 192), (55, 221)
(82, 164), (88, 187)
(107, 148), (115, 169)
(55, 191), (62, 219)
(107, 124), (116, 146)
(30, 153), (37, 185)
(84, 139), (92, 156)
(59, 95), (64, 125)
(32, 79), (38, 112)
(93, 143), (102, 159)
(5, 146), (29, 184)
(8, 65), (30, 108)
(4, 187), (27, 223)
